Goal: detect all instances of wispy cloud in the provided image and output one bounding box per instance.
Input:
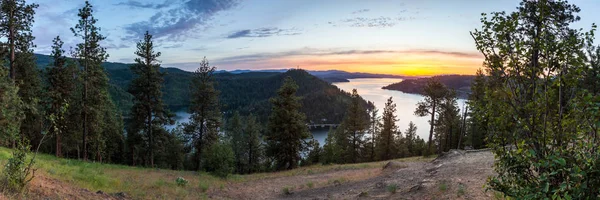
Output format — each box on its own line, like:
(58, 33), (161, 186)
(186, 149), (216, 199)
(123, 0), (241, 41)
(226, 27), (302, 39)
(114, 0), (177, 9)
(351, 9), (370, 14)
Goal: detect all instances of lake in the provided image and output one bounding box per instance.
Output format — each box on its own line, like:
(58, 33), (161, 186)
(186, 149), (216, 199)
(311, 78), (466, 145)
(168, 78), (466, 146)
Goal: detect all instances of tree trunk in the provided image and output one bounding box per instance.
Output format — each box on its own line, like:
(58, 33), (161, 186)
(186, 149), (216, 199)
(148, 105), (153, 168)
(9, 14), (15, 80)
(458, 106), (468, 149)
(428, 103), (436, 153)
(56, 132), (62, 157)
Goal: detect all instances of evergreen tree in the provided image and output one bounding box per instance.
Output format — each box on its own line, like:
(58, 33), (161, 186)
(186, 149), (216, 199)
(414, 78), (448, 154)
(127, 31), (171, 168)
(183, 57), (221, 171)
(226, 111), (246, 173)
(376, 97), (398, 160)
(46, 36), (77, 157)
(466, 69), (488, 149)
(367, 105), (381, 162)
(0, 0), (38, 80)
(404, 121), (417, 156)
(70, 1), (110, 161)
(340, 89), (368, 163)
(265, 76), (310, 170)
(0, 65), (23, 146)
(0, 0), (42, 148)
(435, 90), (460, 153)
(245, 114), (263, 173)
(322, 127), (342, 164)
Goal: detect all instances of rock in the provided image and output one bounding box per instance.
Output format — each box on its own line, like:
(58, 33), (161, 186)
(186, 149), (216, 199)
(96, 190), (104, 194)
(382, 161), (407, 172)
(375, 182), (386, 188)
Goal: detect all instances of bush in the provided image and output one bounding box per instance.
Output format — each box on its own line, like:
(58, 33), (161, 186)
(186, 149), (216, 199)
(175, 177), (188, 187)
(204, 142), (235, 178)
(386, 183), (398, 194)
(1, 140), (36, 193)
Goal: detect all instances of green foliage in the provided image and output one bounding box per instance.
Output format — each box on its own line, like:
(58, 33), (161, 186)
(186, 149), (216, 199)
(71, 1), (113, 161)
(338, 89), (369, 163)
(183, 57), (221, 171)
(127, 31), (172, 168)
(471, 0), (600, 198)
(282, 186), (293, 195)
(386, 183), (398, 194)
(204, 142), (235, 178)
(0, 66), (24, 146)
(175, 177), (188, 187)
(265, 76), (310, 170)
(1, 139), (36, 193)
(415, 78), (449, 154)
(376, 97), (398, 160)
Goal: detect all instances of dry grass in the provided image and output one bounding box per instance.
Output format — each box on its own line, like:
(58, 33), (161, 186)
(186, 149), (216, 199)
(0, 146), (433, 199)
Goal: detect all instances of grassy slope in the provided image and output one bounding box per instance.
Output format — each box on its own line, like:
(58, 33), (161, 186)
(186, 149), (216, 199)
(0, 147), (432, 199)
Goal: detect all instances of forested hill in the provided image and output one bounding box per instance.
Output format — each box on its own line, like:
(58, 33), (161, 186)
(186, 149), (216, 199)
(382, 75), (475, 98)
(34, 54), (366, 124)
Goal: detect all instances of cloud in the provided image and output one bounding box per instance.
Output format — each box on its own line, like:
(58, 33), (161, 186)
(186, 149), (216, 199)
(212, 48), (482, 65)
(105, 43), (130, 50)
(341, 16), (409, 28)
(226, 27), (302, 39)
(114, 0), (177, 9)
(351, 9), (370, 14)
(123, 0), (241, 41)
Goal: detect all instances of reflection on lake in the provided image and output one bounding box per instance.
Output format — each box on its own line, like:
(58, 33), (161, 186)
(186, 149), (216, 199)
(167, 78), (466, 146)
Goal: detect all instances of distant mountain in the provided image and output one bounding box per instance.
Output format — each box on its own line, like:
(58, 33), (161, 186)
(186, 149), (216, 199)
(220, 68), (407, 83)
(382, 75), (475, 99)
(35, 54), (368, 123)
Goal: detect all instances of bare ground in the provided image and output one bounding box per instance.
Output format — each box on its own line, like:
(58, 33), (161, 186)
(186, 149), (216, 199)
(214, 149), (496, 199)
(7, 149), (496, 199)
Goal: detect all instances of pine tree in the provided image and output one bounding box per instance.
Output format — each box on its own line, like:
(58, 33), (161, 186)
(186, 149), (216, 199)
(340, 89), (368, 163)
(404, 121), (417, 156)
(46, 36), (77, 157)
(70, 1), (110, 161)
(435, 90), (460, 153)
(245, 114), (262, 173)
(0, 0), (41, 148)
(466, 69), (488, 149)
(376, 97), (398, 160)
(265, 76), (310, 170)
(367, 105), (380, 161)
(322, 127), (342, 164)
(226, 111), (246, 173)
(0, 65), (23, 146)
(127, 31), (171, 168)
(0, 0), (38, 80)
(183, 57), (221, 171)
(414, 78), (448, 154)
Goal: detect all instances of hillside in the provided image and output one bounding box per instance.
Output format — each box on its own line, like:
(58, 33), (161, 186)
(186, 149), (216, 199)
(0, 147), (498, 199)
(35, 54), (367, 124)
(382, 75), (475, 99)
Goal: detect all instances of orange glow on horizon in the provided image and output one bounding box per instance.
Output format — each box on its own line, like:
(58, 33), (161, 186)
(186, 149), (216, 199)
(223, 50), (484, 76)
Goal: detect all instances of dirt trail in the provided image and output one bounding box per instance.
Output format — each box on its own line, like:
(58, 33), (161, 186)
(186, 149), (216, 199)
(220, 150), (496, 200)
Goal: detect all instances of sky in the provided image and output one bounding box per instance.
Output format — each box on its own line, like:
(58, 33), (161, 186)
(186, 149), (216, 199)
(31, 0), (600, 76)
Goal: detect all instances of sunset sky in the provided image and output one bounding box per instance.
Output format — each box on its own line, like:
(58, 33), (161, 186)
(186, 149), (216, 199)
(31, 0), (600, 76)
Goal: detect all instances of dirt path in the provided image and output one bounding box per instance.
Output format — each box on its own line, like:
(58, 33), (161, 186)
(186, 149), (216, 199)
(218, 150), (496, 200)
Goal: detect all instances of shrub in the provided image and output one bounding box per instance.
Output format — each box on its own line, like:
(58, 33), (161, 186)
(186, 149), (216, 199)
(282, 186), (293, 195)
(204, 142), (235, 178)
(175, 177), (188, 187)
(386, 183), (398, 194)
(1, 140), (36, 193)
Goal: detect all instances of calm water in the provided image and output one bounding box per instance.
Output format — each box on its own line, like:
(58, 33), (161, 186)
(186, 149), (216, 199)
(332, 78), (466, 142)
(168, 78), (466, 145)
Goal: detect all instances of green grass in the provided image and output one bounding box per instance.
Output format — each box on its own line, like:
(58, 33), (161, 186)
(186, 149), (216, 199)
(387, 183), (398, 194)
(0, 147), (434, 199)
(439, 181), (448, 192)
(457, 183), (465, 196)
